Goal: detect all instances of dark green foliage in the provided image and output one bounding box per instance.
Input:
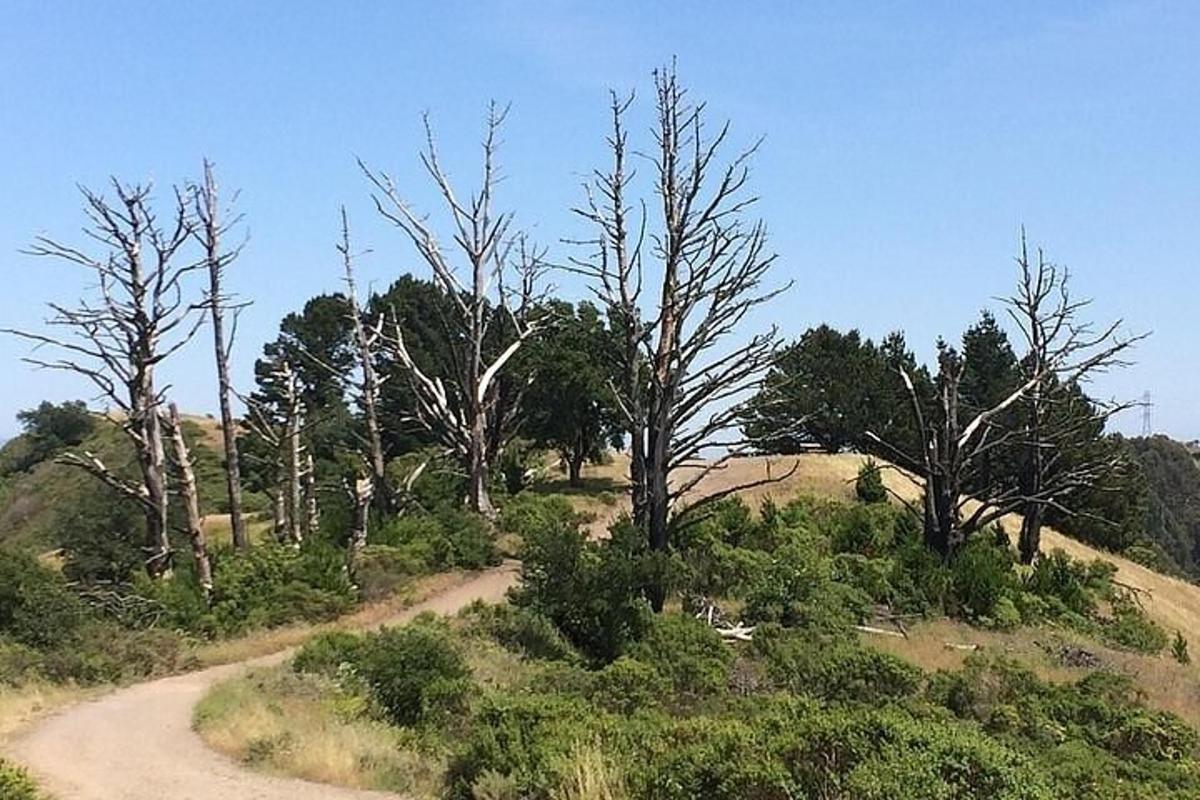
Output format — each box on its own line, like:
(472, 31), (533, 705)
(929, 654), (1197, 789)
(855, 458), (887, 503)
(10, 400), (94, 472)
(150, 543), (356, 637)
(0, 759), (41, 800)
(1121, 435), (1200, 578)
(0, 550), (86, 650)
(356, 620), (472, 727)
(626, 614), (733, 697)
(462, 602), (580, 663)
(57, 480), (144, 585)
(511, 502), (649, 663)
(753, 624), (921, 702)
(446, 691), (595, 800)
(1103, 596), (1168, 653)
(745, 325), (934, 455)
(372, 508), (500, 572)
(520, 300), (622, 486)
(589, 656), (671, 713)
(950, 532), (1018, 620)
(1172, 631), (1190, 664)
(292, 630), (364, 677)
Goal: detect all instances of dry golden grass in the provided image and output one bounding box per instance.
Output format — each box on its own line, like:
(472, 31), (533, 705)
(863, 617), (1200, 728)
(194, 668), (444, 796)
(0, 681), (99, 743)
(554, 742), (628, 800)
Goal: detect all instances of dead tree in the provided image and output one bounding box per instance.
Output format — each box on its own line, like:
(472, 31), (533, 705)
(336, 207), (390, 514)
(347, 472), (375, 571)
(1004, 234), (1145, 563)
(361, 105), (545, 518)
(867, 238), (1145, 560)
(164, 403), (213, 598)
(193, 159), (250, 550)
(241, 358), (307, 545)
(3, 181), (203, 579)
(573, 67), (790, 610)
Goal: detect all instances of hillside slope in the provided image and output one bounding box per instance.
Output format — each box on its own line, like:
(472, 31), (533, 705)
(0, 414), (232, 552)
(585, 452), (1200, 640)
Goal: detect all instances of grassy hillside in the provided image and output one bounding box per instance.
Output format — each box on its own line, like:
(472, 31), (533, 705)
(0, 414), (231, 553)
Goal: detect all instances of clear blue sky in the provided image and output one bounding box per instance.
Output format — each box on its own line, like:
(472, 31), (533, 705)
(1, 1), (1196, 440)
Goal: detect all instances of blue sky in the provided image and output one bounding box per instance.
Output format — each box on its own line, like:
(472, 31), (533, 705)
(1, 1), (1196, 440)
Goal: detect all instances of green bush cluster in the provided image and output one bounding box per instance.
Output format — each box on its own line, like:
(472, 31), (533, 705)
(0, 759), (41, 800)
(509, 498), (650, 663)
(0, 550), (187, 685)
(373, 507), (500, 572)
(294, 618), (471, 727)
(855, 458), (888, 503)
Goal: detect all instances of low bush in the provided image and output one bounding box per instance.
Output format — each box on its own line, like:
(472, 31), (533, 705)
(626, 614), (733, 698)
(356, 620), (472, 727)
(292, 630), (364, 677)
(155, 542), (356, 638)
(950, 532), (1017, 620)
(511, 510), (649, 663)
(589, 656), (670, 714)
(373, 508), (500, 572)
(463, 603), (581, 663)
(1103, 595), (1168, 653)
(855, 458), (888, 504)
(753, 624), (921, 703)
(0, 549), (87, 650)
(0, 759), (40, 800)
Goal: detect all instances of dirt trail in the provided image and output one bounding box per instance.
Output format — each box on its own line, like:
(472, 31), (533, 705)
(4, 563), (518, 800)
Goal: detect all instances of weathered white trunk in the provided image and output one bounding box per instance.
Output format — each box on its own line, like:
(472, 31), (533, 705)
(166, 403), (213, 597)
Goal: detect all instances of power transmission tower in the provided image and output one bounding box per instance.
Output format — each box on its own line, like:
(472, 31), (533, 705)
(1141, 391), (1153, 437)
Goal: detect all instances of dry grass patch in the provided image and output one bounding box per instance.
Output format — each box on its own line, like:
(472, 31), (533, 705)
(0, 681), (99, 743)
(863, 616), (1200, 728)
(195, 667), (444, 796)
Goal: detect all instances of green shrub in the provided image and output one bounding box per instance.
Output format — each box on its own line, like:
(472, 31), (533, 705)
(171, 542), (356, 637)
(373, 508), (499, 571)
(1103, 596), (1168, 653)
(0, 759), (40, 800)
(512, 511), (649, 663)
(754, 624), (921, 703)
(352, 544), (423, 601)
(742, 536), (868, 633)
(855, 459), (888, 504)
(0, 550), (87, 650)
(356, 621), (471, 726)
(1172, 631), (1190, 664)
(1024, 549), (1098, 616)
(626, 614), (733, 698)
(447, 691), (597, 800)
(951, 533), (1017, 620)
(589, 657), (670, 714)
(292, 630), (364, 676)
(38, 623), (185, 684)
(0, 641), (44, 685)
(463, 603), (580, 663)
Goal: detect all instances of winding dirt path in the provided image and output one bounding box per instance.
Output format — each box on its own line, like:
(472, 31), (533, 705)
(4, 563), (518, 800)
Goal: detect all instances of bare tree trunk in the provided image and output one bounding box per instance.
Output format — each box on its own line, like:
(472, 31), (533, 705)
(5, 180), (206, 581)
(196, 160), (248, 551)
(137, 401), (173, 578)
(303, 452), (320, 537)
(338, 208), (390, 514)
(279, 361), (304, 546)
(348, 475), (374, 571)
(271, 486), (287, 541)
(165, 403), (213, 597)
(364, 106), (544, 526)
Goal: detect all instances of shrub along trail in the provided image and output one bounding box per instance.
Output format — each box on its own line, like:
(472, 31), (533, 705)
(4, 563), (518, 800)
